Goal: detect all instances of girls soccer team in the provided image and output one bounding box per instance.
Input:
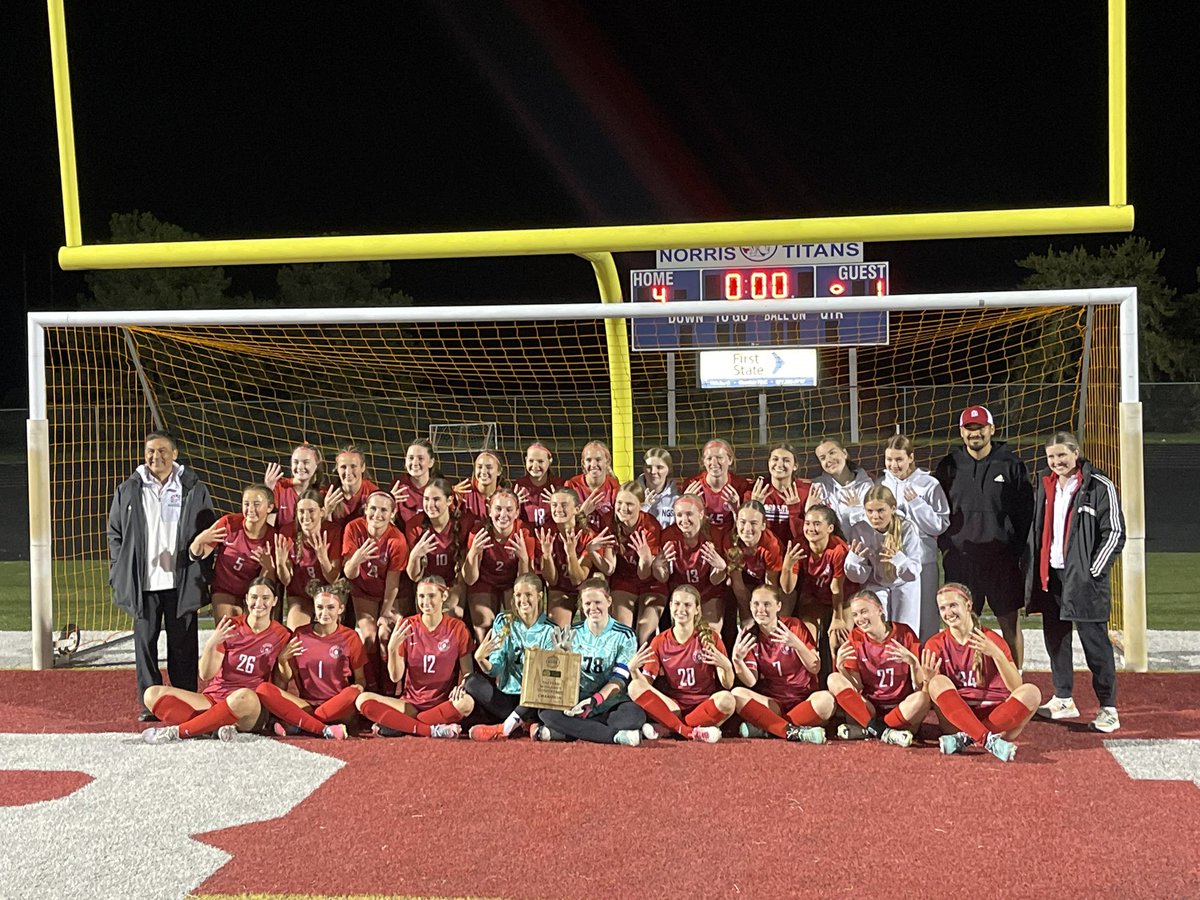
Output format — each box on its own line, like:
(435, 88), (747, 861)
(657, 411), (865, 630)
(143, 437), (1039, 760)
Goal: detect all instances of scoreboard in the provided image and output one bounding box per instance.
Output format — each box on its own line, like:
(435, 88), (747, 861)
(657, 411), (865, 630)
(629, 262), (889, 351)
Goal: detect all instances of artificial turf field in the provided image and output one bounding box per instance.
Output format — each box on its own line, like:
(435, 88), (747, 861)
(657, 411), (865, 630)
(1, 668), (1198, 899)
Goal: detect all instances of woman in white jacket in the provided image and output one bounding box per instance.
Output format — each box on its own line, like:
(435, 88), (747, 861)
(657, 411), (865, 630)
(844, 485), (923, 635)
(878, 435), (949, 642)
(810, 438), (874, 536)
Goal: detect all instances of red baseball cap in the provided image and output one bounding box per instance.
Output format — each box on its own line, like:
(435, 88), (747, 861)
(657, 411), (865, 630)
(959, 405), (993, 427)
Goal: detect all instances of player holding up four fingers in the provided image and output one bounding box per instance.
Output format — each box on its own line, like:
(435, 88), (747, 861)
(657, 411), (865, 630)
(565, 440), (622, 532)
(456, 450), (506, 520)
(602, 481), (668, 643)
(629, 585), (736, 743)
(255, 580), (365, 740)
(142, 577), (290, 743)
(748, 442), (815, 548)
(190, 484), (278, 622)
(405, 477), (474, 619)
(638, 446), (680, 529)
(827, 589), (931, 747)
(534, 578), (646, 745)
(726, 500), (784, 628)
(390, 438), (439, 527)
(263, 442), (326, 530)
(513, 442), (562, 529)
(781, 505), (850, 662)
(844, 485), (923, 636)
(924, 583), (1041, 762)
(342, 490), (409, 689)
(356, 575), (475, 738)
(466, 573), (556, 741)
(730, 585), (835, 744)
(653, 495), (732, 635)
(809, 438), (874, 536)
(535, 487), (599, 628)
(683, 439), (751, 531)
(462, 489), (536, 643)
(275, 489), (342, 628)
(324, 445), (380, 524)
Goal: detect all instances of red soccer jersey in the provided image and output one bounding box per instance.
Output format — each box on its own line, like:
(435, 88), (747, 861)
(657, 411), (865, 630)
(608, 511), (664, 595)
(341, 518), (409, 601)
(755, 480), (812, 545)
(290, 623), (366, 703)
(793, 536), (849, 606)
(684, 472), (752, 530)
(390, 473), (430, 526)
(731, 529), (783, 587)
(844, 622), (920, 706)
(283, 524), (343, 598)
(514, 475), (562, 529)
(333, 478), (380, 522)
(203, 617), (292, 701)
(468, 525), (537, 591)
(535, 526), (596, 594)
(398, 614), (474, 709)
(458, 484), (498, 521)
(741, 617), (819, 706)
(564, 473), (620, 532)
(925, 628), (1014, 707)
(404, 513), (476, 584)
(646, 628), (727, 710)
(660, 525), (731, 604)
(210, 514), (276, 598)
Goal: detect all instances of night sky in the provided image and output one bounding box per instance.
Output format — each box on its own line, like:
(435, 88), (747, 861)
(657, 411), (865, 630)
(4, 2), (1195, 405)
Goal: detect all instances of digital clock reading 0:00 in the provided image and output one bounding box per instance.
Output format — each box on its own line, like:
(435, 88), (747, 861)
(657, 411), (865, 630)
(700, 267), (816, 301)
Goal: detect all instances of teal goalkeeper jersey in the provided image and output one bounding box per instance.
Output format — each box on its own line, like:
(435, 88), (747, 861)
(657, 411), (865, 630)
(487, 612), (556, 695)
(571, 617), (637, 708)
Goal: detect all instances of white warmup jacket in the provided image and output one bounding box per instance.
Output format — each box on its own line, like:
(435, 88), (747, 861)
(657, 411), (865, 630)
(811, 468), (874, 536)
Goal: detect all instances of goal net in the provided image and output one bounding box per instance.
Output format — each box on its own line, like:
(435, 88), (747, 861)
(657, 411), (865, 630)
(28, 289), (1140, 666)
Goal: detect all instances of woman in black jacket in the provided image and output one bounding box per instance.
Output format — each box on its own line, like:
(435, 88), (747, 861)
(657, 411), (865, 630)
(1026, 431), (1126, 733)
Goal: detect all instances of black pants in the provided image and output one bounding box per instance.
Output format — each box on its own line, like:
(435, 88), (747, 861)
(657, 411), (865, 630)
(539, 698), (647, 744)
(463, 672), (534, 724)
(134, 588), (198, 703)
(1042, 570), (1117, 707)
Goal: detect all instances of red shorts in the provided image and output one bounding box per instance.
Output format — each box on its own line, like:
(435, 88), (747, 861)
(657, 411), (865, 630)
(610, 576), (666, 597)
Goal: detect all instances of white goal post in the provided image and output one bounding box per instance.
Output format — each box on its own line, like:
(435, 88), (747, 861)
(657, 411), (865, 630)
(26, 287), (1145, 671)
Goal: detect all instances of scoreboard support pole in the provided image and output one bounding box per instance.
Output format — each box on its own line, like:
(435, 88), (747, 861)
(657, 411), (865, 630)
(667, 353), (677, 447)
(759, 392), (768, 445)
(848, 348), (861, 444)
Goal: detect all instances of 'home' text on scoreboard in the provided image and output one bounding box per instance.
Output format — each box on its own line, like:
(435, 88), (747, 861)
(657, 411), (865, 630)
(630, 262), (890, 352)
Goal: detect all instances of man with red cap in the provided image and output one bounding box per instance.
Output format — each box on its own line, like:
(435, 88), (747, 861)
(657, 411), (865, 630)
(934, 405), (1034, 666)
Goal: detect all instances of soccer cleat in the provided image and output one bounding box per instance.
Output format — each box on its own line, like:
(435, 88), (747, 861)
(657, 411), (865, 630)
(529, 723), (553, 742)
(1036, 696), (1079, 720)
(939, 731), (974, 755)
(1091, 707), (1121, 733)
(469, 723), (508, 742)
(837, 723), (867, 741)
(371, 723), (404, 738)
(879, 728), (914, 748)
(141, 725), (180, 745)
(738, 722), (768, 739)
(613, 729), (642, 747)
(984, 732), (1017, 762)
(642, 722), (670, 741)
(215, 725), (238, 743)
(273, 722), (301, 738)
(688, 726), (722, 744)
(429, 723), (462, 739)
(784, 724), (827, 744)
(322, 724), (348, 741)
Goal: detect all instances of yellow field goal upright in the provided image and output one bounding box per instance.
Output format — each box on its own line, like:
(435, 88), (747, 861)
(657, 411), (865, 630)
(27, 287), (1145, 672)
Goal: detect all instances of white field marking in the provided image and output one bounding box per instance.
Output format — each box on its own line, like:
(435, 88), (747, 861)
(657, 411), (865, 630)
(1106, 739), (1200, 787)
(0, 732), (342, 900)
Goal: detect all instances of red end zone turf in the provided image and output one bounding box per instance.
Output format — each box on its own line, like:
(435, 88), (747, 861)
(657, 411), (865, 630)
(2, 669), (1198, 899)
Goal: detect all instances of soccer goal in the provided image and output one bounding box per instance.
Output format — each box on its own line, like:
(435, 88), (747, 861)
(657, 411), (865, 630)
(26, 287), (1145, 670)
